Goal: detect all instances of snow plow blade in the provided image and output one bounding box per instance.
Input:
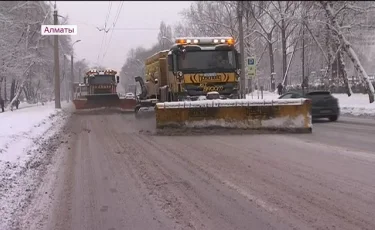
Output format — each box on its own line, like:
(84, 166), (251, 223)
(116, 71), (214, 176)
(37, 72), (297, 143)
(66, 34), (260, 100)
(155, 99), (312, 133)
(73, 94), (136, 112)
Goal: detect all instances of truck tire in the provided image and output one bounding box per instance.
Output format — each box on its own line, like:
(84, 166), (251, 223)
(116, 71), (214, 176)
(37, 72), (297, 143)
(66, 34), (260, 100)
(329, 115), (338, 122)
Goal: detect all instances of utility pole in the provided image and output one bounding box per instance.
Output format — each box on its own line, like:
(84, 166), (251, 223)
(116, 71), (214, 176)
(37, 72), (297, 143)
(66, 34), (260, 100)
(63, 55), (68, 102)
(54, 9), (61, 109)
(301, 20), (305, 95)
(79, 68), (81, 83)
(237, 1), (246, 99)
(71, 54), (74, 100)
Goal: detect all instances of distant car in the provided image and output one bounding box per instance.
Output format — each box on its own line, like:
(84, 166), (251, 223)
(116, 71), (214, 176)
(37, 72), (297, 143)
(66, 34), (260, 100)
(124, 93), (135, 99)
(206, 91), (220, 100)
(278, 90), (340, 121)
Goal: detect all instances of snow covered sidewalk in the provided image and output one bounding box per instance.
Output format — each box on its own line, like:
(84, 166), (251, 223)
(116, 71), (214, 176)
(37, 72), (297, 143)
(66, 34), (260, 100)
(246, 90), (375, 117)
(333, 94), (375, 117)
(0, 101), (66, 163)
(0, 101), (72, 229)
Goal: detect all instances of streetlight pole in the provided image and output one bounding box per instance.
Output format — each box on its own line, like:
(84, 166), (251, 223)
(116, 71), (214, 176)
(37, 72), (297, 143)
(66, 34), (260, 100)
(78, 58), (85, 83)
(237, 1), (246, 99)
(302, 18), (305, 95)
(54, 9), (61, 109)
(71, 39), (81, 101)
(63, 55), (68, 102)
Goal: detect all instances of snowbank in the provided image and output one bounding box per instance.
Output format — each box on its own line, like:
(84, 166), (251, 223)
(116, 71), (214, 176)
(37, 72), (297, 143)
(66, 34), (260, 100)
(0, 102), (66, 164)
(0, 101), (72, 229)
(246, 90), (375, 117)
(246, 90), (279, 100)
(333, 94), (375, 117)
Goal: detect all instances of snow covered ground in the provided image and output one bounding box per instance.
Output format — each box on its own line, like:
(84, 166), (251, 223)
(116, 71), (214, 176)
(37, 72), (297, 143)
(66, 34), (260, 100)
(333, 94), (375, 117)
(0, 101), (72, 229)
(246, 90), (375, 117)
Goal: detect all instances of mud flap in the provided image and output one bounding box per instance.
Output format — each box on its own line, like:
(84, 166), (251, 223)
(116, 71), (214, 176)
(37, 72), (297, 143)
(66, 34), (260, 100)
(155, 99), (312, 133)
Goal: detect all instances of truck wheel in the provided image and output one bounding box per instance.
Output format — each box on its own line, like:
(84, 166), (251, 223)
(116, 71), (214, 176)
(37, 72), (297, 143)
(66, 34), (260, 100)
(329, 115), (338, 122)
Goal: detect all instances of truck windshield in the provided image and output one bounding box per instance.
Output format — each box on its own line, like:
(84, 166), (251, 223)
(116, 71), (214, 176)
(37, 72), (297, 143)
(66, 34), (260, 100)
(88, 75), (115, 84)
(177, 50), (237, 72)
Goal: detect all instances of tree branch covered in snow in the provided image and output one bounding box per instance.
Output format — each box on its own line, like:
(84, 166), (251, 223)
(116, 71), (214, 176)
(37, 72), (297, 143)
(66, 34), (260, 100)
(0, 1), (82, 107)
(320, 1), (375, 102)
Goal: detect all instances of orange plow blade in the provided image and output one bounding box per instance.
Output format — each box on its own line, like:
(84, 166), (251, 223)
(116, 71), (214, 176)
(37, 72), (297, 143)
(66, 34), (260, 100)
(73, 94), (136, 112)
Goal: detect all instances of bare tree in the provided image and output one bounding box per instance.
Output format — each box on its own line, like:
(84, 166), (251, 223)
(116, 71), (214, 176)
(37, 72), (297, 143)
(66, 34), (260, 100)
(157, 21), (173, 49)
(180, 1), (239, 37)
(246, 1), (279, 90)
(320, 1), (375, 102)
(0, 1), (83, 110)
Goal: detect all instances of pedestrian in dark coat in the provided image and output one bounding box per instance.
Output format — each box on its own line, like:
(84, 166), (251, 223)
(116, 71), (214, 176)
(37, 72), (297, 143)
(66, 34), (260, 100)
(277, 83), (284, 95)
(0, 97), (4, 112)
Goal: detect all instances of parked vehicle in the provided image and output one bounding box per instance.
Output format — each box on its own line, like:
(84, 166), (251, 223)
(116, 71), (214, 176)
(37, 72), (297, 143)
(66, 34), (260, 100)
(124, 92), (135, 99)
(278, 90), (340, 122)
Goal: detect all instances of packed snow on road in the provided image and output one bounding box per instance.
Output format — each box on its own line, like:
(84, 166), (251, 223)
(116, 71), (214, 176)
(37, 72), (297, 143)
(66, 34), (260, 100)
(0, 102), (70, 229)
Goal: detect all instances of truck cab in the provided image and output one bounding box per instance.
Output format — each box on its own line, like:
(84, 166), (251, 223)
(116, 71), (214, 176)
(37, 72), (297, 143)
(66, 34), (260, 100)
(84, 69), (120, 95)
(167, 37), (241, 100)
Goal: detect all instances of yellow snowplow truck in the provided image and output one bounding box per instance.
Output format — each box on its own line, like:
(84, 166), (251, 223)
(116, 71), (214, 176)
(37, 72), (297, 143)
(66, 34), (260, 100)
(135, 37), (312, 132)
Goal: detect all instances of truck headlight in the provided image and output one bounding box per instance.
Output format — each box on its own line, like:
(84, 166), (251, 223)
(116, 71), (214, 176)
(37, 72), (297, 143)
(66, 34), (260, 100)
(235, 69), (241, 75)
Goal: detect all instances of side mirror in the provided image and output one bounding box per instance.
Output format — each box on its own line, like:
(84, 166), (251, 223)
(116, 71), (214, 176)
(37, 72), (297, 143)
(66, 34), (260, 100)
(83, 77), (87, 84)
(168, 55), (173, 71)
(116, 76), (120, 83)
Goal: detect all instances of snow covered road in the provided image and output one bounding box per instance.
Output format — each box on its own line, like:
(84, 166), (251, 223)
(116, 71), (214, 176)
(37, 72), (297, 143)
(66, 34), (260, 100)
(16, 112), (375, 230)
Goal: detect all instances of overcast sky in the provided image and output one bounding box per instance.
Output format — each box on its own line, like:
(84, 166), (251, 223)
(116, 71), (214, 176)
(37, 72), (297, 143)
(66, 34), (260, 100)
(57, 1), (192, 72)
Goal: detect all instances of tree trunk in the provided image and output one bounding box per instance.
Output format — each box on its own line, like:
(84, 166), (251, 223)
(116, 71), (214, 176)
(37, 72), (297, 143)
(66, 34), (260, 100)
(267, 33), (275, 91)
(325, 20), (333, 91)
(24, 82), (29, 101)
(4, 77), (7, 101)
(6, 62), (34, 110)
(10, 79), (16, 101)
(0, 77), (3, 99)
(321, 1), (374, 103)
(281, 18), (287, 86)
(338, 50), (352, 96)
(15, 80), (19, 97)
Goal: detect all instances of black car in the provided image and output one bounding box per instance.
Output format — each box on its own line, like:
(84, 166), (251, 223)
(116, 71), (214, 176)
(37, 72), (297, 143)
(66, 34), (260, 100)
(278, 90), (340, 122)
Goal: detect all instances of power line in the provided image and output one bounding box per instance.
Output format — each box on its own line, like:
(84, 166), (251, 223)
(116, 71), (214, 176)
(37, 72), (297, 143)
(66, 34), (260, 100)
(104, 1), (112, 30)
(108, 28), (159, 30)
(97, 32), (107, 64)
(102, 1), (124, 59)
(112, 1), (123, 27)
(96, 1), (112, 64)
